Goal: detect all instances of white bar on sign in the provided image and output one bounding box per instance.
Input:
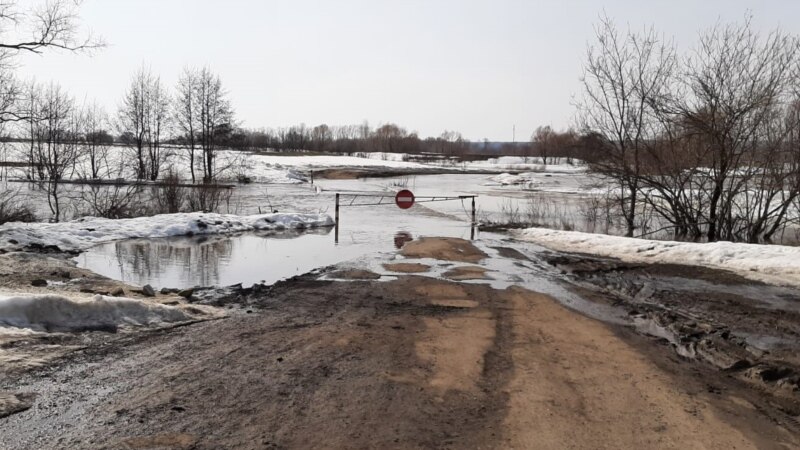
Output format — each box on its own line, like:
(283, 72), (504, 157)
(397, 197), (413, 201)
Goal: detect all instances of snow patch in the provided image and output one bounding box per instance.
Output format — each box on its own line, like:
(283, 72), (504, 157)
(251, 153), (429, 170)
(0, 294), (202, 332)
(462, 157), (587, 173)
(0, 212), (335, 253)
(515, 227), (800, 287)
(485, 172), (543, 187)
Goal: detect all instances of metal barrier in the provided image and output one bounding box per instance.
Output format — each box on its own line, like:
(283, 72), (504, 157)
(333, 192), (477, 243)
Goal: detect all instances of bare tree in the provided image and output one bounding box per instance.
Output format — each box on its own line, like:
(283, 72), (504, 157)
(30, 82), (79, 222)
(580, 15), (800, 243)
(175, 66), (199, 182)
(579, 16), (676, 236)
(81, 101), (112, 179)
(0, 1), (102, 125)
(373, 123), (407, 153)
(531, 125), (555, 164)
(195, 66), (233, 182)
(675, 17), (799, 241)
(310, 123), (332, 151)
(118, 66), (171, 181)
(0, 1), (102, 56)
(145, 76), (170, 181)
(79, 184), (142, 219)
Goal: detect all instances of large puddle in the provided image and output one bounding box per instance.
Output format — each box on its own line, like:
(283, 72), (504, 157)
(71, 171), (644, 289)
(77, 230), (334, 289)
(76, 201), (477, 289)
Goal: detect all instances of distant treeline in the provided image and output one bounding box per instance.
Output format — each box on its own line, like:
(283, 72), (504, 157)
(173, 122), (601, 162)
(3, 120), (601, 162)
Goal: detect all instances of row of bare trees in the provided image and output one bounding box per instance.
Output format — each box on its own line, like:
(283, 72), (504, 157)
(116, 65), (234, 183)
(220, 122), (473, 156)
(173, 66), (233, 182)
(580, 15), (800, 243)
(12, 64), (235, 221)
(529, 126), (585, 164)
(0, 0), (104, 222)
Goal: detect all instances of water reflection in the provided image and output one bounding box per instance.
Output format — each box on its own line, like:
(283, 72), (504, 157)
(394, 231), (413, 249)
(80, 228), (336, 289)
(78, 198), (480, 289)
(113, 236), (235, 288)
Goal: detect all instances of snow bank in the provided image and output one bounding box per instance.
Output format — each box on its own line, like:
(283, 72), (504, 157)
(0, 294), (200, 332)
(462, 157), (587, 173)
(251, 153), (429, 170)
(516, 228), (800, 287)
(247, 166), (308, 184)
(485, 172), (543, 187)
(0, 212), (335, 252)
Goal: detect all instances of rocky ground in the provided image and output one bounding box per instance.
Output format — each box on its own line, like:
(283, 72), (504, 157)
(0, 237), (798, 449)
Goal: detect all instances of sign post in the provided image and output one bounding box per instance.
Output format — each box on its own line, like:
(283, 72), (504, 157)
(395, 190), (415, 209)
(335, 193), (340, 244)
(333, 191), (478, 242)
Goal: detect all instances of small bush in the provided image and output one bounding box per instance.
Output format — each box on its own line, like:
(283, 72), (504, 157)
(152, 170), (187, 214)
(187, 183), (233, 213)
(79, 185), (145, 219)
(0, 189), (36, 224)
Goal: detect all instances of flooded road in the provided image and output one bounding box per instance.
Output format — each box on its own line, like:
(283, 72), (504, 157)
(75, 179), (479, 289)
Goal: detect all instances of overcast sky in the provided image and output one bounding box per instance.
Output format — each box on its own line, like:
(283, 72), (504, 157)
(16, 0), (800, 141)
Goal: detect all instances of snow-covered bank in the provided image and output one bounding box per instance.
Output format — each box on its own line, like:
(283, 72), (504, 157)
(251, 153), (429, 170)
(0, 293), (206, 332)
(463, 157), (587, 173)
(484, 172), (543, 187)
(515, 228), (800, 287)
(0, 212), (335, 253)
(250, 153), (587, 174)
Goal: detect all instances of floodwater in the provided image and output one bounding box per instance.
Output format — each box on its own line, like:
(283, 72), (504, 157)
(76, 179), (481, 288)
(68, 169), (793, 289)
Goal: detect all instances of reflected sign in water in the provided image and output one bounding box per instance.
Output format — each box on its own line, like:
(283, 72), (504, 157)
(77, 200), (479, 289)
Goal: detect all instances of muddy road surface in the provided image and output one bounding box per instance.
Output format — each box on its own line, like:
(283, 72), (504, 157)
(0, 238), (798, 449)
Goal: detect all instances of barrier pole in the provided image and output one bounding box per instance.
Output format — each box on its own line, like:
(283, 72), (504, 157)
(470, 197), (476, 240)
(335, 193), (340, 244)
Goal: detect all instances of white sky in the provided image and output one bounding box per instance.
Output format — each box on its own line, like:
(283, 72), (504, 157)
(16, 0), (800, 141)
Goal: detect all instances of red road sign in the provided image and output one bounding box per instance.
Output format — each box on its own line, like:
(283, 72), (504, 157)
(395, 189), (415, 209)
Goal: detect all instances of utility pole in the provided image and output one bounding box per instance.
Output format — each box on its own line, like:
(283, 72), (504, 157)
(512, 124), (516, 143)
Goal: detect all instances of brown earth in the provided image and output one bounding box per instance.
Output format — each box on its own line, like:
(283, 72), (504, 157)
(382, 262), (431, 273)
(0, 252), (176, 301)
(1, 275), (794, 449)
(0, 238), (797, 448)
(401, 237), (488, 263)
(442, 265), (490, 280)
(327, 268), (382, 280)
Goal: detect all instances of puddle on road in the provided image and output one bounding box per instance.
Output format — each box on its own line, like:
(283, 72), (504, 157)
(76, 214), (476, 289)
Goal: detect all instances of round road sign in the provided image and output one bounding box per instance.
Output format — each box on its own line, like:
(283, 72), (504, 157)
(395, 189), (415, 209)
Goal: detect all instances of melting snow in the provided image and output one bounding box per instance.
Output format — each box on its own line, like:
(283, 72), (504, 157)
(516, 227), (800, 287)
(0, 293), (205, 332)
(0, 212), (335, 253)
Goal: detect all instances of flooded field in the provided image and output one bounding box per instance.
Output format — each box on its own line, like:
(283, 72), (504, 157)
(76, 219), (474, 289)
(14, 167), (799, 290)
(73, 178), (480, 288)
(65, 170), (600, 289)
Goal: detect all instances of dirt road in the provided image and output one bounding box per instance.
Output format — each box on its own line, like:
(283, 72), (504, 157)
(0, 238), (798, 449)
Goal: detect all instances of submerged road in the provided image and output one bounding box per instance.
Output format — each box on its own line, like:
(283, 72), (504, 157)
(0, 237), (798, 449)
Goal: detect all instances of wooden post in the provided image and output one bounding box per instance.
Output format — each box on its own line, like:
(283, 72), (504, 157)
(335, 193), (340, 244)
(471, 196), (476, 240)
(471, 197), (476, 224)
